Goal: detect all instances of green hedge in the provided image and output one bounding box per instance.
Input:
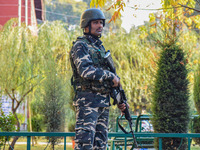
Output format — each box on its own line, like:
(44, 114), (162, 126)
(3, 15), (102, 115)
(152, 44), (190, 149)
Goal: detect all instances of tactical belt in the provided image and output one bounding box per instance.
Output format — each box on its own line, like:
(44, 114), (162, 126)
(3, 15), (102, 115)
(76, 88), (110, 95)
(72, 77), (111, 94)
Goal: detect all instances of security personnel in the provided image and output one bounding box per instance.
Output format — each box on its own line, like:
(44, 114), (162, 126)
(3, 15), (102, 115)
(70, 8), (126, 150)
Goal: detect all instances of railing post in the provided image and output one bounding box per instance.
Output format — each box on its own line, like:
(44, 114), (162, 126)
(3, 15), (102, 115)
(124, 136), (127, 150)
(27, 136), (31, 150)
(64, 136), (66, 150)
(112, 141), (115, 150)
(188, 137), (191, 150)
(159, 138), (162, 150)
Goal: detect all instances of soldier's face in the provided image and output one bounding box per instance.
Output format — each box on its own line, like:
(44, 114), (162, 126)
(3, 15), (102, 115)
(87, 20), (104, 36)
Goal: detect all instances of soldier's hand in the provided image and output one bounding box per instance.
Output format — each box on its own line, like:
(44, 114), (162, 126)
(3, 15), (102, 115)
(112, 75), (120, 87)
(117, 103), (126, 115)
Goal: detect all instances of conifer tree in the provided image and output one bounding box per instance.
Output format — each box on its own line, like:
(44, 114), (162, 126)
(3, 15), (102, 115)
(152, 44), (190, 149)
(192, 63), (200, 145)
(42, 72), (66, 150)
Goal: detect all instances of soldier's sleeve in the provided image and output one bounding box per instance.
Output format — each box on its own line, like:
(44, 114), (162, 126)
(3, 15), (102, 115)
(71, 43), (115, 82)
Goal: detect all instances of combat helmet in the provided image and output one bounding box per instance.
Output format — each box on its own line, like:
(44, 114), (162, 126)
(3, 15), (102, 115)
(80, 8), (105, 28)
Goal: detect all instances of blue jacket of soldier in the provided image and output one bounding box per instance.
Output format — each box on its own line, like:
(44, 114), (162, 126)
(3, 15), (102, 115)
(70, 34), (115, 108)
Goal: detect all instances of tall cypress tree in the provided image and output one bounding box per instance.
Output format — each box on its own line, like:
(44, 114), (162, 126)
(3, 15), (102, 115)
(42, 72), (66, 149)
(151, 44), (190, 149)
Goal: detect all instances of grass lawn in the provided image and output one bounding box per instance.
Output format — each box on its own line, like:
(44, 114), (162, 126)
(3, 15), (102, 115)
(4, 145), (73, 150)
(3, 137), (74, 150)
(191, 144), (200, 150)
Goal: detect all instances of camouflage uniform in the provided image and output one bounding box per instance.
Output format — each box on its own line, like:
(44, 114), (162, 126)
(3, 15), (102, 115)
(70, 34), (115, 150)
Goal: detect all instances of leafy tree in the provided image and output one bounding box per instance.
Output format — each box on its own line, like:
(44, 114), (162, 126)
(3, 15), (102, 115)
(0, 19), (44, 149)
(90, 0), (126, 23)
(151, 43), (190, 149)
(90, 0), (200, 29)
(102, 29), (156, 114)
(0, 19), (76, 149)
(32, 21), (73, 149)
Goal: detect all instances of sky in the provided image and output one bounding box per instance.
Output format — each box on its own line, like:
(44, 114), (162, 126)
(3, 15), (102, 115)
(121, 0), (162, 32)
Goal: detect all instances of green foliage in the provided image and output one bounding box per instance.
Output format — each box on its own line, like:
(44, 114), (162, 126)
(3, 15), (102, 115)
(41, 72), (67, 149)
(31, 115), (44, 132)
(0, 19), (78, 148)
(192, 116), (200, 145)
(103, 29), (157, 113)
(193, 58), (200, 145)
(66, 86), (76, 132)
(45, 0), (122, 33)
(17, 113), (25, 125)
(1, 14), (200, 146)
(45, 0), (87, 25)
(0, 111), (16, 132)
(151, 44), (190, 149)
(194, 63), (200, 114)
(109, 106), (121, 132)
(33, 21), (77, 135)
(68, 121), (75, 132)
(0, 110), (16, 149)
(0, 19), (42, 96)
(30, 99), (45, 132)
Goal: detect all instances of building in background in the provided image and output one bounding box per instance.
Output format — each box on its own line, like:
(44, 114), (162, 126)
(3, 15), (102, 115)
(0, 0), (45, 27)
(1, 95), (28, 131)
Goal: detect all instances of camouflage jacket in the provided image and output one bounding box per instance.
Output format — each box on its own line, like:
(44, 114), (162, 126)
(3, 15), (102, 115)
(70, 34), (115, 107)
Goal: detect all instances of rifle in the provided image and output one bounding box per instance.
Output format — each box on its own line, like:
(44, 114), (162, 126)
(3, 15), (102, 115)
(104, 51), (138, 148)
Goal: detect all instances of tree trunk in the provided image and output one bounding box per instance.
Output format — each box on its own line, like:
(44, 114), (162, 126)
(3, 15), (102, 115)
(9, 104), (21, 150)
(8, 136), (20, 150)
(3, 137), (7, 150)
(32, 136), (35, 146)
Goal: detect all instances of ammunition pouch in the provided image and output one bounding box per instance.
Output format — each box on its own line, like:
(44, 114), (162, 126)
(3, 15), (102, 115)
(71, 77), (112, 94)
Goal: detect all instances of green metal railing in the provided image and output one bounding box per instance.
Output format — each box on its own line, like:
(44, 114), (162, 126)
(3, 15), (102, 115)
(1, 132), (200, 150)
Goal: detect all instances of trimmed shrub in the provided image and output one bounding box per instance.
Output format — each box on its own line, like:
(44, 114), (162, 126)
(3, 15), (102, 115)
(151, 44), (190, 150)
(192, 116), (200, 145)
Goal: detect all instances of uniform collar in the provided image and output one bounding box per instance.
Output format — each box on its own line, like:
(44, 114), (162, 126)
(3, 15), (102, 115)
(84, 33), (102, 46)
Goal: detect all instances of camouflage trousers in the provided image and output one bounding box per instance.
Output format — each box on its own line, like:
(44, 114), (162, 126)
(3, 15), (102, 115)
(74, 106), (109, 150)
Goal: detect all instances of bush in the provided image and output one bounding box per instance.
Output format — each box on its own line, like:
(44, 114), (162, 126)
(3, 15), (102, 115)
(151, 44), (190, 150)
(194, 63), (200, 114)
(193, 53), (200, 145)
(192, 116), (200, 145)
(0, 110), (16, 149)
